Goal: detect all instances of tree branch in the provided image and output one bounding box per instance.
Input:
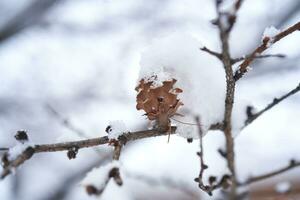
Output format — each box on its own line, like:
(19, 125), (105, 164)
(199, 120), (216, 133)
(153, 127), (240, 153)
(0, 0), (63, 44)
(45, 104), (89, 139)
(194, 117), (232, 196)
(200, 46), (222, 60)
(234, 21), (300, 81)
(1, 147), (35, 179)
(231, 53), (286, 64)
(244, 82), (300, 127)
(238, 159), (300, 186)
(1, 127), (176, 179)
(214, 0), (244, 198)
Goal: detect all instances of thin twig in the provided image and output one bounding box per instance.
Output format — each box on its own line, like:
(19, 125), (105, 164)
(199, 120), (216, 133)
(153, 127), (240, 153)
(0, 148), (9, 151)
(194, 117), (232, 196)
(200, 46), (222, 60)
(46, 104), (88, 138)
(195, 117), (209, 193)
(126, 171), (201, 199)
(231, 54), (286, 64)
(1, 147), (35, 179)
(238, 160), (300, 186)
(225, 0), (244, 33)
(234, 21), (300, 81)
(244, 82), (300, 127)
(195, 117), (213, 195)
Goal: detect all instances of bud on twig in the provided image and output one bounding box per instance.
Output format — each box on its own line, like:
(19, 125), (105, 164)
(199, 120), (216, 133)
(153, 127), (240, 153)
(67, 146), (79, 160)
(15, 130), (28, 144)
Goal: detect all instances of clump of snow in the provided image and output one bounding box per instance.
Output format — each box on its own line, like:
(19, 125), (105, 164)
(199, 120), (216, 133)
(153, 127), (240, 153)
(262, 26), (281, 47)
(80, 161), (120, 189)
(139, 32), (226, 139)
(8, 142), (33, 160)
(139, 70), (173, 89)
(106, 120), (128, 140)
(275, 181), (291, 194)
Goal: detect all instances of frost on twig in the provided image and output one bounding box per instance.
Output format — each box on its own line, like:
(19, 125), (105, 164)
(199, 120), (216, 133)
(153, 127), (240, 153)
(81, 161), (122, 196)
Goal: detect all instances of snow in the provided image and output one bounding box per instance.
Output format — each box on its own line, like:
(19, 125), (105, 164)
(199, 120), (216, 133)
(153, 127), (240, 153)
(275, 181), (291, 194)
(106, 120), (128, 140)
(262, 26), (281, 47)
(80, 161), (120, 189)
(263, 26), (280, 38)
(139, 32), (226, 139)
(139, 70), (173, 89)
(8, 142), (33, 160)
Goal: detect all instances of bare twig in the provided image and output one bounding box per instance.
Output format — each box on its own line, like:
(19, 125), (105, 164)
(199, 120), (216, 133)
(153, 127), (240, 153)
(238, 159), (300, 186)
(194, 117), (232, 196)
(231, 54), (286, 64)
(234, 21), (300, 81)
(112, 141), (123, 161)
(195, 117), (210, 194)
(1, 127), (176, 179)
(1, 147), (35, 179)
(0, 0), (63, 43)
(86, 141), (123, 196)
(126, 171), (201, 199)
(46, 104), (88, 138)
(225, 0), (244, 33)
(244, 82), (300, 127)
(0, 122), (223, 180)
(200, 46), (222, 60)
(0, 148), (9, 151)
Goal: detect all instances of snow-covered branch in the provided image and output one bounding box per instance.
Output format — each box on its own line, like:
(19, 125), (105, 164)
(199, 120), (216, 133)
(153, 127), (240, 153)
(0, 127), (179, 179)
(234, 21), (300, 81)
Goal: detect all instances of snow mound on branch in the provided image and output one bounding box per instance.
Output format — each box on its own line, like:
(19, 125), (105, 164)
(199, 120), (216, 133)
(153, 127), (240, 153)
(263, 26), (280, 38)
(262, 26), (280, 47)
(139, 32), (226, 139)
(107, 120), (128, 140)
(80, 161), (120, 189)
(8, 142), (33, 160)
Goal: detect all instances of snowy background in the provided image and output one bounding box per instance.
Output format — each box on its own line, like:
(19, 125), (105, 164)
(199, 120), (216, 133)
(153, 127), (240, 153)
(0, 0), (299, 199)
